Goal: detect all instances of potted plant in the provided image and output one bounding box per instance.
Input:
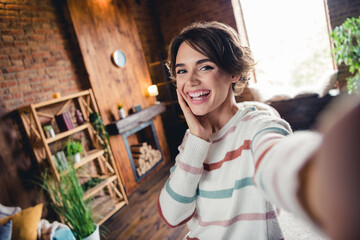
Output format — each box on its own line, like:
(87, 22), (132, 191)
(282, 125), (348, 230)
(117, 102), (126, 119)
(331, 16), (360, 94)
(40, 164), (99, 240)
(64, 140), (84, 164)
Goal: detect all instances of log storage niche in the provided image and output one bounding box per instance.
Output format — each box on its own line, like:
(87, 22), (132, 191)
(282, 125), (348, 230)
(106, 103), (165, 182)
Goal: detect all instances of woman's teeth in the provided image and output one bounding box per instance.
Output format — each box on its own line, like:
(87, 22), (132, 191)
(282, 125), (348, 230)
(189, 90), (210, 100)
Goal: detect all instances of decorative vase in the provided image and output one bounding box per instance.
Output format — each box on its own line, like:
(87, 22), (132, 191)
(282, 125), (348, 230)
(82, 225), (100, 240)
(118, 108), (126, 119)
(74, 152), (81, 163)
(75, 109), (84, 125)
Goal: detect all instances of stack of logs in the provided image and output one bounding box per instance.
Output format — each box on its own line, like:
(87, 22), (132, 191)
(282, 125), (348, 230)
(131, 142), (162, 177)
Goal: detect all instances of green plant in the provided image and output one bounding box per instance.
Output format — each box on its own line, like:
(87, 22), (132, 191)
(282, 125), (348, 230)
(331, 16), (360, 94)
(40, 165), (96, 239)
(89, 112), (109, 154)
(64, 140), (84, 157)
(117, 102), (124, 109)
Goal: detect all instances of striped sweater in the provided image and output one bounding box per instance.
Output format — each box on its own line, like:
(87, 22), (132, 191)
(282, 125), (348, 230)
(158, 105), (322, 240)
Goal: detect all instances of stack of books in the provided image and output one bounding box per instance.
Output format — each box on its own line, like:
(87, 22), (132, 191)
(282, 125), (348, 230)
(55, 111), (75, 132)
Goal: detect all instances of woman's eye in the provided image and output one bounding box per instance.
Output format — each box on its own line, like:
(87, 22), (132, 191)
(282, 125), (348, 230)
(177, 69), (187, 74)
(200, 65), (214, 71)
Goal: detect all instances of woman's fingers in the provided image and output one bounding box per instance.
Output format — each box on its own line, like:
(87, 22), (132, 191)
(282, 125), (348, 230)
(176, 89), (211, 141)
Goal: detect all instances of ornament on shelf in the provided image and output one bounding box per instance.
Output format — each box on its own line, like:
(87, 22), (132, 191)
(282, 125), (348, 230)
(117, 102), (126, 119)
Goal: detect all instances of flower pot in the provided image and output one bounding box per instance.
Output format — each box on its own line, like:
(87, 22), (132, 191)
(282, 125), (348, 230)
(74, 152), (81, 163)
(118, 108), (126, 119)
(82, 225), (100, 240)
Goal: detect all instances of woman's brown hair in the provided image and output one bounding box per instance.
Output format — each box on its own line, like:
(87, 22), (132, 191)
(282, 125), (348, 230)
(167, 21), (255, 95)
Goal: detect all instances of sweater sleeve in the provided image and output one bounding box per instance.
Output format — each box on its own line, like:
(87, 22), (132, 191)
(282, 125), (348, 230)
(250, 110), (323, 222)
(158, 130), (211, 227)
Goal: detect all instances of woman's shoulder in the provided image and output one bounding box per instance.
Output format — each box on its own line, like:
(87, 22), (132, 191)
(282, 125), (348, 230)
(236, 101), (280, 118)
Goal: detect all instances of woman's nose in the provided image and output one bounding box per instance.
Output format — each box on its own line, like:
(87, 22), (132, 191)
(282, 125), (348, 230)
(186, 70), (200, 86)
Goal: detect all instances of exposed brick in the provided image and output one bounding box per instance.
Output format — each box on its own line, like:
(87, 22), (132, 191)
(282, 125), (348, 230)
(1, 29), (24, 35)
(2, 65), (24, 73)
(11, 59), (23, 66)
(0, 9), (18, 16)
(1, 35), (14, 41)
(32, 51), (51, 58)
(0, 80), (17, 87)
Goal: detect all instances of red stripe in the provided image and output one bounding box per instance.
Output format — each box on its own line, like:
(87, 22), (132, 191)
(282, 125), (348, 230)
(203, 140), (251, 171)
(157, 194), (195, 228)
(186, 236), (199, 240)
(254, 142), (278, 173)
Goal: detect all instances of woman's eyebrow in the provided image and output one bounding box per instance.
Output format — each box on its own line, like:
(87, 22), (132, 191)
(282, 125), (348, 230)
(175, 63), (185, 68)
(196, 59), (213, 65)
(175, 59), (213, 68)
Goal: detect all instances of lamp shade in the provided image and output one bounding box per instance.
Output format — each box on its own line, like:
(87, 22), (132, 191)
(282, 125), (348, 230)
(147, 85), (159, 97)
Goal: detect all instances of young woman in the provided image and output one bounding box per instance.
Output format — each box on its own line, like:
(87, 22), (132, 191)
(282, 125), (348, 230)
(157, 21), (360, 240)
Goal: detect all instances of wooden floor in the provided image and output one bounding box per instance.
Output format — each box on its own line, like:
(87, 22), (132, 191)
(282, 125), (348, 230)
(101, 162), (188, 240)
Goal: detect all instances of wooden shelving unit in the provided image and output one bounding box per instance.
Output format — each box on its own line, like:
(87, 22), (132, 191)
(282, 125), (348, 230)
(18, 89), (128, 225)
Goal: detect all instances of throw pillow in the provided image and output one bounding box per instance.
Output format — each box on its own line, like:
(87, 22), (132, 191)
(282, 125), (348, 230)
(0, 203), (43, 240)
(0, 219), (12, 240)
(0, 203), (21, 219)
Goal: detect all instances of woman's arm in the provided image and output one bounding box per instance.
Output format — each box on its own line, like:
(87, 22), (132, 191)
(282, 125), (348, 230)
(157, 131), (211, 227)
(298, 98), (360, 240)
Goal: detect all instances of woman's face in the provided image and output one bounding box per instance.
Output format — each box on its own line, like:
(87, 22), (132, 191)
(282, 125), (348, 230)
(175, 42), (235, 116)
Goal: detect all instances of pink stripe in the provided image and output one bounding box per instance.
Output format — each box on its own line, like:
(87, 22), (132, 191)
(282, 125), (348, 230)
(242, 114), (258, 122)
(194, 210), (278, 227)
(203, 140), (251, 171)
(157, 194), (195, 228)
(212, 126), (236, 143)
(255, 135), (283, 152)
(178, 160), (203, 174)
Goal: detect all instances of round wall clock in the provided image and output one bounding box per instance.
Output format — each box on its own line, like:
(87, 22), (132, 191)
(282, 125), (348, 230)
(111, 50), (127, 67)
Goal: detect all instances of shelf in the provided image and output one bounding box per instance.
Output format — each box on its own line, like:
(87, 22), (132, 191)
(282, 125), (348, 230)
(19, 89), (127, 226)
(33, 90), (91, 108)
(106, 102), (166, 135)
(84, 174), (117, 200)
(74, 149), (105, 169)
(45, 123), (91, 144)
(92, 195), (126, 225)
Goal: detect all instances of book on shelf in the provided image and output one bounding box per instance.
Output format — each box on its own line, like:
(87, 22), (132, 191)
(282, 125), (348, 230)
(55, 111), (75, 132)
(53, 151), (68, 172)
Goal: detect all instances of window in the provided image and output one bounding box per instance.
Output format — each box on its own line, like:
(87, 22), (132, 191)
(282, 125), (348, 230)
(238, 0), (333, 91)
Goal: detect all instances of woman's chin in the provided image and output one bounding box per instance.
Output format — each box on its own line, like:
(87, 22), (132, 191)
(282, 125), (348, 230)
(190, 108), (207, 116)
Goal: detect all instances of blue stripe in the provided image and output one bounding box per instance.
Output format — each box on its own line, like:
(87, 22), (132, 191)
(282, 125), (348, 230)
(199, 177), (253, 199)
(170, 165), (176, 173)
(251, 127), (290, 154)
(165, 180), (197, 204)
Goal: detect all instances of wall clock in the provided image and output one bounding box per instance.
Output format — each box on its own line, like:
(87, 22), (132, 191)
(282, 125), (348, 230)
(112, 50), (127, 67)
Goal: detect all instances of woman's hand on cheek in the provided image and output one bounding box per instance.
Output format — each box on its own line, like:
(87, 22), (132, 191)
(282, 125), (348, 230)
(176, 89), (212, 141)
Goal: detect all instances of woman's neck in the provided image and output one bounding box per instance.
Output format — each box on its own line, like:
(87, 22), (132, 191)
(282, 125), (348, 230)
(206, 90), (238, 133)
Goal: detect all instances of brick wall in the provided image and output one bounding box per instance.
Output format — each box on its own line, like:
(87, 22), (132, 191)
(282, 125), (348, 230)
(0, 0), (89, 209)
(0, 0), (89, 113)
(154, 0), (237, 49)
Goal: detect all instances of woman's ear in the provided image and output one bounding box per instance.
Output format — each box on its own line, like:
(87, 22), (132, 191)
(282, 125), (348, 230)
(231, 75), (240, 83)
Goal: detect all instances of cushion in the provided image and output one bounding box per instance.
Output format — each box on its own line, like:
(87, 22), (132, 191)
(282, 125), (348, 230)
(0, 219), (12, 240)
(0, 203), (43, 240)
(0, 204), (21, 219)
(318, 69), (338, 97)
(53, 227), (76, 240)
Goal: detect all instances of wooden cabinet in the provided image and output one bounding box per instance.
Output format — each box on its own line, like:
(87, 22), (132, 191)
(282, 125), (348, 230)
(18, 89), (128, 225)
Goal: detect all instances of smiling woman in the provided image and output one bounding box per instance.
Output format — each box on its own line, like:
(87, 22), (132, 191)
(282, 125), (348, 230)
(156, 20), (358, 240)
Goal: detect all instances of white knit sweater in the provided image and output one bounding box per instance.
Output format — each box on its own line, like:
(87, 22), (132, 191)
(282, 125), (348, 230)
(158, 105), (322, 240)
